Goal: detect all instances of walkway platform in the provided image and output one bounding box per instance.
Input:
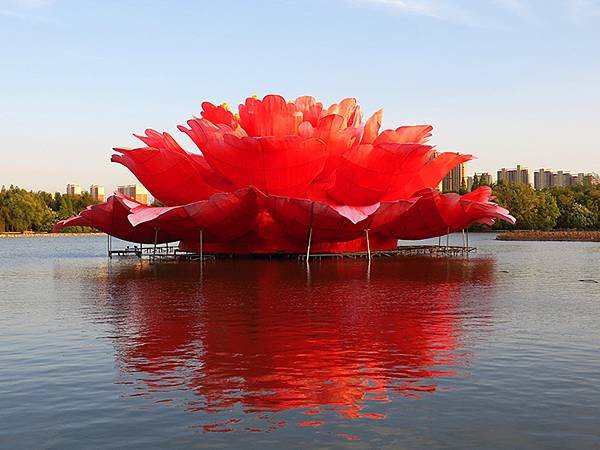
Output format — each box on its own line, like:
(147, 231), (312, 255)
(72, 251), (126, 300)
(109, 245), (215, 262)
(297, 245), (475, 261)
(108, 243), (475, 262)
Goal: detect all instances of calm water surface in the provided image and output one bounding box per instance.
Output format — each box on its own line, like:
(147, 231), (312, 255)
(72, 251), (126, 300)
(1, 234), (599, 449)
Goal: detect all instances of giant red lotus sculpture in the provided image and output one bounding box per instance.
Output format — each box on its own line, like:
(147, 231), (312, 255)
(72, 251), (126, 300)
(54, 94), (515, 253)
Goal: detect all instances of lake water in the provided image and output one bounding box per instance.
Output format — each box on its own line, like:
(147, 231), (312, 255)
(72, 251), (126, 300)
(1, 234), (599, 449)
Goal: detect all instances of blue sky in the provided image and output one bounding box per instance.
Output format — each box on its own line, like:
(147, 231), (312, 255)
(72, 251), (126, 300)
(1, 0), (599, 193)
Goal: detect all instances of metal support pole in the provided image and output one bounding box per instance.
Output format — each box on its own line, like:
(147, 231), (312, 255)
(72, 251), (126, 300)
(466, 229), (469, 248)
(365, 228), (372, 260)
(306, 202), (314, 263)
(306, 226), (313, 262)
(462, 229), (466, 248)
(438, 235), (441, 247)
(154, 228), (158, 255)
(107, 233), (111, 258)
(446, 227), (450, 248)
(199, 229), (203, 262)
(139, 243), (143, 258)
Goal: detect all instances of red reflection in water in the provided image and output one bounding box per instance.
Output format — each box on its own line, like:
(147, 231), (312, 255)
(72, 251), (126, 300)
(95, 258), (495, 431)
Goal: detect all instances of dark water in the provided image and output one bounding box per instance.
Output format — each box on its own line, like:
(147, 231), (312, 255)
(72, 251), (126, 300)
(1, 234), (599, 449)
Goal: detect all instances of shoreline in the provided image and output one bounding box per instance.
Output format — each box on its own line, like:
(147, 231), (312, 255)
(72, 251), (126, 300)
(0, 232), (106, 238)
(4, 230), (600, 242)
(496, 230), (600, 242)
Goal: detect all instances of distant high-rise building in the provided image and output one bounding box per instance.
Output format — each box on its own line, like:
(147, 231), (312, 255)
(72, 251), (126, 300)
(466, 176), (474, 192)
(89, 185), (105, 202)
(66, 184), (81, 196)
(583, 173), (600, 186)
(573, 173), (586, 186)
(497, 165), (530, 185)
(117, 184), (149, 204)
(573, 173), (600, 186)
(552, 170), (574, 188)
(534, 169), (598, 189)
(441, 154), (468, 192)
(534, 168), (553, 189)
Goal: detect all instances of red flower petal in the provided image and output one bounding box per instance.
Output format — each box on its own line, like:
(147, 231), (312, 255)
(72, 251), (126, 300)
(52, 193), (180, 243)
(312, 114), (360, 184)
(361, 109), (384, 144)
(201, 101), (238, 129)
(374, 125), (433, 145)
(238, 94), (302, 137)
(327, 143), (434, 206)
(199, 134), (328, 197)
(322, 97), (362, 127)
(112, 130), (233, 205)
(384, 152), (473, 200)
(293, 95), (324, 127)
(372, 188), (515, 239)
(128, 188), (260, 242)
(263, 195), (374, 243)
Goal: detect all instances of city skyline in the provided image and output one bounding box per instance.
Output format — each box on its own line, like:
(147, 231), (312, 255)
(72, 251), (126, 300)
(2, 0), (600, 192)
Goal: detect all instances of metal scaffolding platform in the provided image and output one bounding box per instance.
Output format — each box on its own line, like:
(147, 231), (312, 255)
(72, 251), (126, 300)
(108, 241), (474, 263)
(297, 245), (476, 261)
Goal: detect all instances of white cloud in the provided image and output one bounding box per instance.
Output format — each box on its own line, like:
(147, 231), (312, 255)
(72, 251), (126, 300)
(0, 0), (53, 19)
(492, 0), (541, 25)
(0, 0), (54, 12)
(350, 0), (497, 27)
(355, 0), (600, 22)
(0, 0), (53, 7)
(351, 0), (600, 27)
(494, 0), (530, 17)
(355, 0), (441, 17)
(564, 0), (600, 19)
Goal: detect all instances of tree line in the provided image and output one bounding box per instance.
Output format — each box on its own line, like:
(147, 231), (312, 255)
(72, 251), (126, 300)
(490, 182), (600, 231)
(461, 176), (600, 231)
(433, 168), (600, 231)
(0, 185), (98, 232)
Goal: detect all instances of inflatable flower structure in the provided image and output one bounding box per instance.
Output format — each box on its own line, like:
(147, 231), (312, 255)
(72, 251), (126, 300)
(54, 95), (515, 253)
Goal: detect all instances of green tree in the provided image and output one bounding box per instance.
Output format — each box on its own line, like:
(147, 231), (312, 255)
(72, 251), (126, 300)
(56, 194), (74, 220)
(493, 183), (559, 230)
(0, 186), (55, 232)
(581, 188), (600, 229)
(535, 191), (561, 230)
(71, 192), (96, 212)
(38, 191), (54, 209)
(52, 192), (62, 211)
(559, 203), (595, 229)
(546, 186), (600, 230)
